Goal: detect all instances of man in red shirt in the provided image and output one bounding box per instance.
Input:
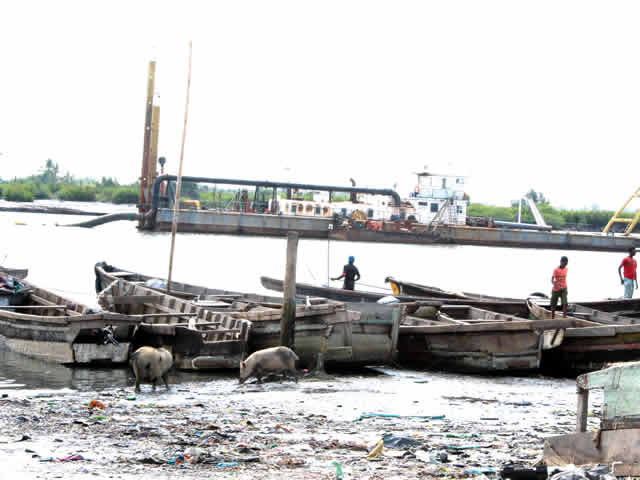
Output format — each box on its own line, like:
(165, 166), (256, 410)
(551, 256), (568, 319)
(618, 248), (638, 299)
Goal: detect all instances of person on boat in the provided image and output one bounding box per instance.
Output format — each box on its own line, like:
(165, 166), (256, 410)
(332, 256), (360, 291)
(618, 248), (638, 299)
(551, 256), (569, 319)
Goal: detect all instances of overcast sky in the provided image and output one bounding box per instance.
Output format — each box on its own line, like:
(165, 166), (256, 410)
(1, 1), (639, 210)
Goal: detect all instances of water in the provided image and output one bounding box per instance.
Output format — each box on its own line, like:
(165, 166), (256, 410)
(0, 202), (628, 392)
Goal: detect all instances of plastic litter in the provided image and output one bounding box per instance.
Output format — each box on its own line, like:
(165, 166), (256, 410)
(465, 467), (496, 476)
(377, 296), (400, 304)
(216, 462), (238, 468)
(168, 455), (185, 466)
(331, 461), (344, 479)
(501, 464), (547, 480)
(382, 433), (421, 449)
(88, 400), (105, 410)
(354, 413), (445, 422)
(366, 439), (384, 459)
(549, 465), (615, 480)
(54, 455), (85, 463)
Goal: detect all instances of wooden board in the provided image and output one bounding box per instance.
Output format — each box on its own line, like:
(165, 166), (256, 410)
(544, 429), (640, 466)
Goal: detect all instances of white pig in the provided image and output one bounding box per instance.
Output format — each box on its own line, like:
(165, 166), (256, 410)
(130, 346), (173, 392)
(239, 346), (299, 384)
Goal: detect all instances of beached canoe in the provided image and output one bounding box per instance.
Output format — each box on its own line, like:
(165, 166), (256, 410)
(0, 267), (28, 280)
(0, 280), (138, 365)
(385, 276), (526, 301)
(527, 299), (640, 374)
(397, 305), (584, 374)
(95, 264), (403, 367)
(98, 279), (251, 371)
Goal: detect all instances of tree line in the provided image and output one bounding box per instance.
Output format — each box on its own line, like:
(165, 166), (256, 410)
(467, 190), (635, 232)
(0, 160), (138, 204)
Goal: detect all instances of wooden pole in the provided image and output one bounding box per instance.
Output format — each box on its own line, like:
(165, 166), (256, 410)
(167, 42), (193, 295)
(576, 386), (589, 433)
(138, 60), (156, 227)
(281, 232), (299, 348)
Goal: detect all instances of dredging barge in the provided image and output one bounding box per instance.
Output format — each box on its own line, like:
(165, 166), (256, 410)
(134, 174), (640, 252)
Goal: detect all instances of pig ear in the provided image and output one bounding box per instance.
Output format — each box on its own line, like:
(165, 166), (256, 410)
(240, 361), (246, 368)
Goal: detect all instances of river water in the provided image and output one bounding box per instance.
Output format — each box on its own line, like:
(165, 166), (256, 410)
(0, 201), (626, 393)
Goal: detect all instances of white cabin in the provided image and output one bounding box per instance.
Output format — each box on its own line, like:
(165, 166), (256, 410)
(405, 169), (467, 225)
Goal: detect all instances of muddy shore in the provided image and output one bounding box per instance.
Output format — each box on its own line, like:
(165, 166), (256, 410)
(0, 367), (601, 480)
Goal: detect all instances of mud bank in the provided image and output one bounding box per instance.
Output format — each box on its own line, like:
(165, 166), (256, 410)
(0, 368), (602, 480)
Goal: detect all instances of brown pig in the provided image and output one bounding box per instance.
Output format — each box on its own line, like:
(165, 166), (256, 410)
(239, 346), (299, 384)
(130, 346), (173, 393)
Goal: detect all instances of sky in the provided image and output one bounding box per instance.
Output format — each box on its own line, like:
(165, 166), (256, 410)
(1, 1), (639, 210)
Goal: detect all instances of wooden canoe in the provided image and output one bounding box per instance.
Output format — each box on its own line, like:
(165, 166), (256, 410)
(385, 276), (524, 301)
(0, 280), (139, 365)
(397, 305), (580, 374)
(0, 267), (28, 280)
(95, 264), (403, 367)
(527, 299), (640, 374)
(98, 279), (251, 370)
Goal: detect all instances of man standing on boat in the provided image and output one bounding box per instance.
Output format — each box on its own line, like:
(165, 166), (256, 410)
(551, 256), (569, 319)
(618, 248), (638, 299)
(332, 256), (360, 291)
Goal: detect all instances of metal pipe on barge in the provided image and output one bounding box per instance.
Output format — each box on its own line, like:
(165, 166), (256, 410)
(141, 175), (403, 229)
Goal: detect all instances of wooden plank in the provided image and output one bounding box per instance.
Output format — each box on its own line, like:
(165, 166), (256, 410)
(544, 429), (640, 466)
(401, 318), (581, 334)
(105, 295), (161, 305)
(437, 312), (470, 325)
(108, 271), (135, 277)
(132, 312), (198, 319)
(612, 463), (640, 477)
(0, 305), (69, 310)
(576, 387), (589, 432)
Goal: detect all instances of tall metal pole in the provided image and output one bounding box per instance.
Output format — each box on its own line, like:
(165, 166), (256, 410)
(148, 104), (161, 194)
(139, 61), (156, 227)
(167, 42), (193, 295)
(518, 198), (522, 223)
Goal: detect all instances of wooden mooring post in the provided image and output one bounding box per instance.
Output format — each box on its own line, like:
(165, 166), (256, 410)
(280, 232), (299, 348)
(576, 385), (589, 433)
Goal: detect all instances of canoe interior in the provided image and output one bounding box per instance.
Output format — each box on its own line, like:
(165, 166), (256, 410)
(0, 281), (132, 365)
(96, 264), (401, 367)
(98, 279), (251, 370)
(386, 276), (524, 302)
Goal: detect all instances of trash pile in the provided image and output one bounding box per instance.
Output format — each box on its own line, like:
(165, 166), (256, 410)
(0, 370), (603, 479)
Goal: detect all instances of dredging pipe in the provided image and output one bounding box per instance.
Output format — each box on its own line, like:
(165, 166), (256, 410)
(142, 175), (403, 229)
(65, 212), (140, 228)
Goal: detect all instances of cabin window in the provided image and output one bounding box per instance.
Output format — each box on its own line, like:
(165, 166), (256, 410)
(442, 178), (447, 188)
(456, 205), (463, 214)
(367, 208), (374, 218)
(315, 206), (321, 215)
(431, 203), (439, 213)
(456, 178), (463, 184)
(291, 204), (297, 214)
(418, 201), (428, 206)
(341, 208), (347, 217)
(322, 206), (329, 215)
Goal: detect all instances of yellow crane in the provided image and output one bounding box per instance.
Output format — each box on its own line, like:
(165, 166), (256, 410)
(603, 187), (640, 235)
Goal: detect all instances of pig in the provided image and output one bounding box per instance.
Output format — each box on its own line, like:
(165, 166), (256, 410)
(239, 346), (299, 384)
(130, 346), (173, 393)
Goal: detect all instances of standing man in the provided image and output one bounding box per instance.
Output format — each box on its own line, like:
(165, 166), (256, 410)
(551, 256), (569, 319)
(618, 248), (638, 299)
(332, 256), (360, 291)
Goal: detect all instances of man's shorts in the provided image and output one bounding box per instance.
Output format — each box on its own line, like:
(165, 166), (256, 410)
(624, 278), (635, 299)
(551, 288), (568, 308)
